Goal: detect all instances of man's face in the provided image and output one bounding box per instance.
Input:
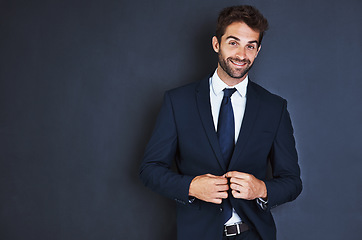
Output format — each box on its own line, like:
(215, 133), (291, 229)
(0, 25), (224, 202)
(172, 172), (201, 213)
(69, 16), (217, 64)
(212, 21), (261, 84)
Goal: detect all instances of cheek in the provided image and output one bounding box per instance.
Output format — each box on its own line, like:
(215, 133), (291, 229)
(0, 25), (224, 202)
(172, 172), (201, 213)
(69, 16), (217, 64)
(247, 52), (258, 62)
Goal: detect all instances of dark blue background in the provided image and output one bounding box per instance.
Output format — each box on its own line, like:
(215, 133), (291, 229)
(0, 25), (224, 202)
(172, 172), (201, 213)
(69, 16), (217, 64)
(1, 0), (361, 239)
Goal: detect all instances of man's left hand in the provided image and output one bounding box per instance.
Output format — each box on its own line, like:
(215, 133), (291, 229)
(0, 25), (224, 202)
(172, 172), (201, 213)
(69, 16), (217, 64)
(225, 171), (267, 200)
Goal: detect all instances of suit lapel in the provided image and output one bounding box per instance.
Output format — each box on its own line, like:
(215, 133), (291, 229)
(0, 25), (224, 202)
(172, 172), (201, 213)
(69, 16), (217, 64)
(195, 78), (227, 171)
(229, 82), (260, 170)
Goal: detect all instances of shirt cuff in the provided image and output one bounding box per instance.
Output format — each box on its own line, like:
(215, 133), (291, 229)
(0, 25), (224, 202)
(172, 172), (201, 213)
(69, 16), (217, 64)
(256, 197), (268, 210)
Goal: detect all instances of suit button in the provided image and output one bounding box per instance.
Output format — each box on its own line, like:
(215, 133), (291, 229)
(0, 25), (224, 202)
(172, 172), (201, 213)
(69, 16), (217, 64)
(220, 207), (223, 212)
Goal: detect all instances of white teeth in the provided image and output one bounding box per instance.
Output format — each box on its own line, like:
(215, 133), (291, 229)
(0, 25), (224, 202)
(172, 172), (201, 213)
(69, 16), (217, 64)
(231, 60), (244, 66)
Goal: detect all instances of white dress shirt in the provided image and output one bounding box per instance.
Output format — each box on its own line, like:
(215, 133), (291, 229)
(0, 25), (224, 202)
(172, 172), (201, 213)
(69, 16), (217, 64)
(209, 69), (248, 225)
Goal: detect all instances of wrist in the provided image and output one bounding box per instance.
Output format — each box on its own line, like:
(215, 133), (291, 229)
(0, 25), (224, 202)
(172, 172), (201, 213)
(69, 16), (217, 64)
(259, 180), (267, 199)
(188, 176), (198, 197)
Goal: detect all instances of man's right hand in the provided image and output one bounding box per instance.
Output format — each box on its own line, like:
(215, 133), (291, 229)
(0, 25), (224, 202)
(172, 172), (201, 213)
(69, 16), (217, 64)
(188, 174), (229, 204)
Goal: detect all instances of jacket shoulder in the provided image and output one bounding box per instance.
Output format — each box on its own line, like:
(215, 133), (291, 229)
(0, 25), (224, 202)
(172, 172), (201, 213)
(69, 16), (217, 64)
(166, 77), (208, 98)
(249, 81), (286, 105)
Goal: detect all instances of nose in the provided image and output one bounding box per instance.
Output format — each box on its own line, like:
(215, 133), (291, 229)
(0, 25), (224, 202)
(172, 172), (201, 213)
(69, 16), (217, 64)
(235, 46), (246, 59)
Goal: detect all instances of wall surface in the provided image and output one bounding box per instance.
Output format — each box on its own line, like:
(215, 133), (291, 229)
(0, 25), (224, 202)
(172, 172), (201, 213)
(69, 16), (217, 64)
(1, 0), (361, 239)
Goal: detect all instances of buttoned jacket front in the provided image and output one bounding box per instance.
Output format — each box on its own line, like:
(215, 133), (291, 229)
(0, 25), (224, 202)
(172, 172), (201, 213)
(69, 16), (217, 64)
(140, 76), (302, 240)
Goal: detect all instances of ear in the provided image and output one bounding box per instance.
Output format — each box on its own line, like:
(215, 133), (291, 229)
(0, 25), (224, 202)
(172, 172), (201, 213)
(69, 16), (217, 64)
(256, 45), (262, 58)
(212, 36), (219, 53)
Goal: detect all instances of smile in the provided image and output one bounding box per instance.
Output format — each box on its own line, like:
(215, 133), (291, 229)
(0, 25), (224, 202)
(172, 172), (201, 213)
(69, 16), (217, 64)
(230, 59), (248, 67)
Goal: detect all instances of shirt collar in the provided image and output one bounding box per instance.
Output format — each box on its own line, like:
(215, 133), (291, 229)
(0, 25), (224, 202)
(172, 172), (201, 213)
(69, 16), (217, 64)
(210, 69), (248, 97)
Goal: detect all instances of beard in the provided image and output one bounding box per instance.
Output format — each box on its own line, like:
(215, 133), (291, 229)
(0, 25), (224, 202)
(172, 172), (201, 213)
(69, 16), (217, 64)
(218, 52), (253, 79)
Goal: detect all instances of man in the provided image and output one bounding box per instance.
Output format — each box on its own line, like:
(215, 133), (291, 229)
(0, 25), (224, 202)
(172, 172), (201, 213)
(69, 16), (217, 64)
(140, 5), (302, 240)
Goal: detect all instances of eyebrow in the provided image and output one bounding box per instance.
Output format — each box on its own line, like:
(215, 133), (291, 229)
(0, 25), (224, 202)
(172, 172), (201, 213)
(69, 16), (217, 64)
(226, 35), (240, 41)
(247, 40), (259, 45)
(225, 36), (259, 45)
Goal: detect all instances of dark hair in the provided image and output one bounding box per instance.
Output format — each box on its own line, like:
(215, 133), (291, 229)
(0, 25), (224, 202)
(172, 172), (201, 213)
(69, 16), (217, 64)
(216, 5), (269, 46)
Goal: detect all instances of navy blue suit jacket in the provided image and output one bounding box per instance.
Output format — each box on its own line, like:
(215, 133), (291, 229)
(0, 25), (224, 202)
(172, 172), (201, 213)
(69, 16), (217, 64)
(140, 77), (302, 240)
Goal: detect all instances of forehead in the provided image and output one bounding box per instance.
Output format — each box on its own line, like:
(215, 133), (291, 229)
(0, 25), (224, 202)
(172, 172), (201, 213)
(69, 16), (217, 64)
(222, 22), (260, 43)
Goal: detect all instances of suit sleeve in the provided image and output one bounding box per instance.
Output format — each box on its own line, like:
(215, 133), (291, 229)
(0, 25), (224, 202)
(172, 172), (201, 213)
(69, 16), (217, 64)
(139, 92), (194, 204)
(264, 100), (302, 211)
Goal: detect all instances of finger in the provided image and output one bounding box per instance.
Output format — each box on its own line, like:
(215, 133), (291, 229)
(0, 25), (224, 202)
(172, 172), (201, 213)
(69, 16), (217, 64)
(216, 184), (229, 192)
(215, 191), (228, 199)
(205, 173), (218, 178)
(206, 173), (226, 179)
(234, 181), (254, 192)
(225, 171), (244, 178)
(232, 189), (253, 200)
(208, 196), (224, 204)
(212, 198), (223, 204)
(231, 190), (244, 199)
(227, 171), (253, 181)
(229, 183), (241, 191)
(213, 177), (228, 185)
(230, 176), (254, 186)
(229, 177), (248, 187)
(230, 182), (251, 194)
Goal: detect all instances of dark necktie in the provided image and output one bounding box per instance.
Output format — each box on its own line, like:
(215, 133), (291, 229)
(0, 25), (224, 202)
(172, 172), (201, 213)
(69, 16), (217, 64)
(217, 88), (237, 222)
(217, 88), (237, 167)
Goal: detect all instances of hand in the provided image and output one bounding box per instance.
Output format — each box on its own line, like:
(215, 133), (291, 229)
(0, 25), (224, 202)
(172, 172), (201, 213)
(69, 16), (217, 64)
(189, 174), (229, 204)
(225, 171), (267, 200)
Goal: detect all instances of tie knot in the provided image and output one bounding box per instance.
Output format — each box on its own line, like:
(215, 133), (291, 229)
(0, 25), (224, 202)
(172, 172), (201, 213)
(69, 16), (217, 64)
(223, 88), (237, 98)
